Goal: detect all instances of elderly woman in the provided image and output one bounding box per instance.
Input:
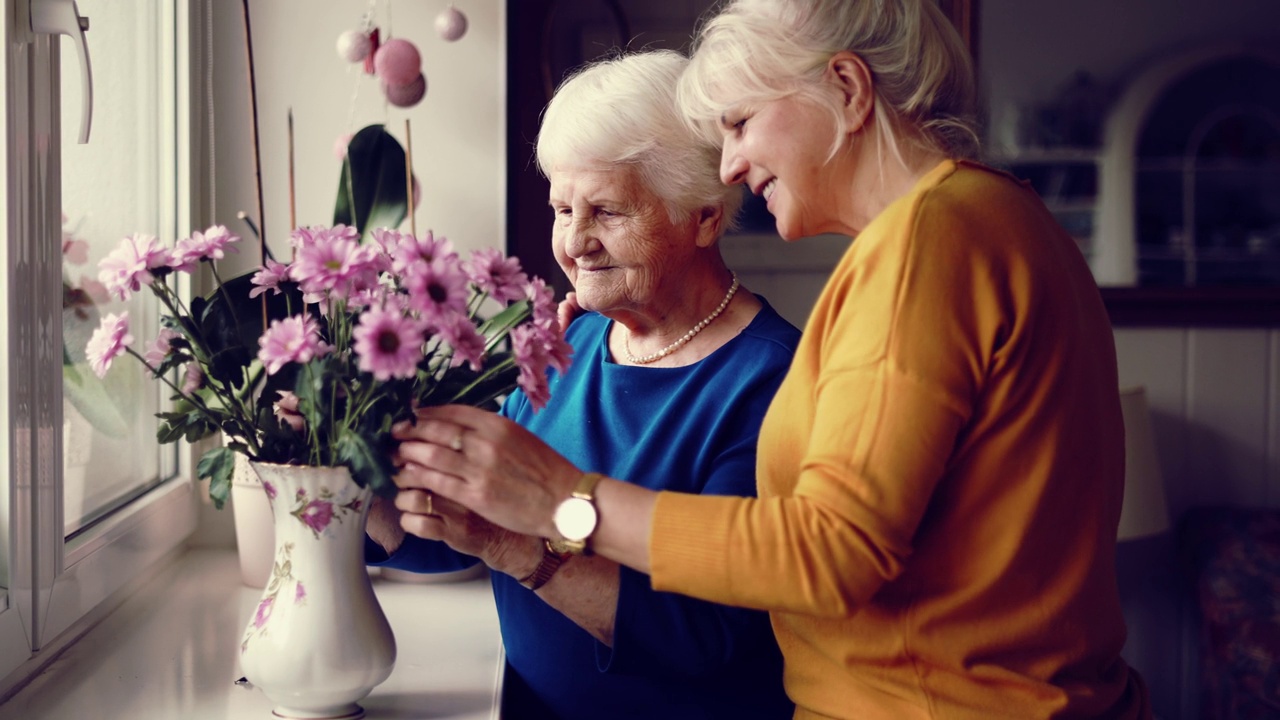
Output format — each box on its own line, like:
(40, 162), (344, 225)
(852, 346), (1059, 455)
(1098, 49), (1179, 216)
(368, 50), (798, 720)
(394, 1), (1155, 718)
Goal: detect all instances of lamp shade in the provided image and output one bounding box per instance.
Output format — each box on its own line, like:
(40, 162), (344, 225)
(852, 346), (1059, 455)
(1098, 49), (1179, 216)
(1117, 386), (1171, 541)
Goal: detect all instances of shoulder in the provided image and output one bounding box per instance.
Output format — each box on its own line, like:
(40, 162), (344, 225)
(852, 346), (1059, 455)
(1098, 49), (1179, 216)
(739, 297), (801, 356)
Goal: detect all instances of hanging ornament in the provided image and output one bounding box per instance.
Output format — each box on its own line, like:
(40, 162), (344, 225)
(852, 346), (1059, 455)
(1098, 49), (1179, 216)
(374, 38), (422, 86)
(363, 27), (382, 75)
(383, 73), (427, 108)
(435, 5), (468, 42)
(335, 29), (373, 63)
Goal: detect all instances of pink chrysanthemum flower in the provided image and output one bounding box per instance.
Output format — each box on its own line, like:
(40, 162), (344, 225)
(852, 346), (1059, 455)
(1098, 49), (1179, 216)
(368, 228), (401, 274)
(465, 248), (528, 303)
(290, 227), (379, 301)
(143, 328), (182, 366)
(257, 314), (333, 375)
(525, 276), (558, 326)
(353, 308), (426, 381)
(249, 259), (291, 298)
(391, 230), (456, 277)
(86, 312), (133, 379)
(181, 362), (204, 394)
(533, 317), (574, 374)
(439, 316), (487, 372)
(169, 225), (240, 273)
(98, 234), (170, 301)
(403, 259), (469, 325)
(510, 323), (551, 411)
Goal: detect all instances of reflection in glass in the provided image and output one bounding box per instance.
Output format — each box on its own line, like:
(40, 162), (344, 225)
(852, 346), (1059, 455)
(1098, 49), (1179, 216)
(60, 3), (171, 535)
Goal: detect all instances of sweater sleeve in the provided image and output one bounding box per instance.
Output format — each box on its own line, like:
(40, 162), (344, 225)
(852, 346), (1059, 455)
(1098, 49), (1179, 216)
(650, 186), (993, 616)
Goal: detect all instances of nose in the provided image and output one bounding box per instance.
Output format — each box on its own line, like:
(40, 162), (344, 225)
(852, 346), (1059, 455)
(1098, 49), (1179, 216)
(560, 214), (596, 259)
(720, 138), (748, 186)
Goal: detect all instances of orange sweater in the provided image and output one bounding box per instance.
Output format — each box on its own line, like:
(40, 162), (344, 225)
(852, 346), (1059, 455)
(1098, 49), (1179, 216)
(650, 161), (1150, 719)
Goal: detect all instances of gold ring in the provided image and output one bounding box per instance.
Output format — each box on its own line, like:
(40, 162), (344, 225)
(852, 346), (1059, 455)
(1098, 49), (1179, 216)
(449, 431), (465, 452)
(425, 490), (434, 516)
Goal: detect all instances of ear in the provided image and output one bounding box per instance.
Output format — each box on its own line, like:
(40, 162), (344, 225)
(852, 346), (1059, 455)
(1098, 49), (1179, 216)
(694, 205), (724, 249)
(827, 51), (874, 134)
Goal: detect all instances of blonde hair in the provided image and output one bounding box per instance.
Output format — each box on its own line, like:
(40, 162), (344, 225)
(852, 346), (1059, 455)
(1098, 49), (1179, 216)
(678, 0), (980, 163)
(536, 50), (743, 230)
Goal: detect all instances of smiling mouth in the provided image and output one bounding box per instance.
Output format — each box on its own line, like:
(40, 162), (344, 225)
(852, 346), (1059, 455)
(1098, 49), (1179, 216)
(762, 179), (777, 202)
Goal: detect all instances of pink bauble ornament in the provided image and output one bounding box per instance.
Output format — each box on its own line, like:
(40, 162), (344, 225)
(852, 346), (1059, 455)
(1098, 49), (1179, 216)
(335, 30), (372, 63)
(435, 6), (468, 42)
(383, 74), (427, 108)
(374, 38), (422, 87)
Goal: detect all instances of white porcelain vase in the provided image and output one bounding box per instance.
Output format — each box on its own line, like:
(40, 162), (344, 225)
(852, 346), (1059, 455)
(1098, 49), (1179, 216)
(239, 462), (396, 720)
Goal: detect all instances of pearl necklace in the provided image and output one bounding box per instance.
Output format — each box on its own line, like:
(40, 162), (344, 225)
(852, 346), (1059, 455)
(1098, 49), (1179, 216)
(623, 274), (740, 365)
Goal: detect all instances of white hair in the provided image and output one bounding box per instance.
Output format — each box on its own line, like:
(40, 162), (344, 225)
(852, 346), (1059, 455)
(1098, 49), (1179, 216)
(536, 50), (743, 231)
(678, 0), (980, 164)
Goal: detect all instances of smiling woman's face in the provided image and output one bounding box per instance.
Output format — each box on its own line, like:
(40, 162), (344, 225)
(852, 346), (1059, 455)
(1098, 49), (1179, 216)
(548, 164), (697, 318)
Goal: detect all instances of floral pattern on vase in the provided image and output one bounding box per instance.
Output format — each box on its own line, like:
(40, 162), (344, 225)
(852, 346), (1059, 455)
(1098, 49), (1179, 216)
(239, 462), (396, 720)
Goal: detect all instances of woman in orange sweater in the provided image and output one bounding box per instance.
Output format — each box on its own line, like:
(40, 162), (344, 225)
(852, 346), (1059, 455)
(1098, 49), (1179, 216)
(392, 0), (1152, 717)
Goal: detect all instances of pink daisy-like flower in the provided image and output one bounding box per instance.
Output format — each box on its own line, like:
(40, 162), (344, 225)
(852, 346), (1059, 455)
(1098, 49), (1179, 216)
(289, 227), (380, 300)
(353, 308), (426, 381)
(510, 323), (551, 411)
(404, 258), (469, 325)
(273, 389), (305, 432)
(181, 362), (203, 395)
(534, 317), (574, 374)
(62, 237), (89, 265)
(257, 314), (333, 375)
(169, 225), (240, 273)
(391, 230), (456, 277)
(464, 248), (528, 303)
(300, 500), (335, 534)
(98, 234), (170, 301)
(249, 259), (291, 298)
(525, 276), (557, 326)
(143, 328), (182, 366)
(438, 316), (487, 372)
(86, 312), (133, 379)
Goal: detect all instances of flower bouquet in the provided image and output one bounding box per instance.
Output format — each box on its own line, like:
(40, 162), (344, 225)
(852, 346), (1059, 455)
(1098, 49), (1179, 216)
(84, 221), (571, 508)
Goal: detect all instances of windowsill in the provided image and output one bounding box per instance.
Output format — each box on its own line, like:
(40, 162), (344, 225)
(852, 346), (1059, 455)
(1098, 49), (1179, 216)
(0, 548), (504, 719)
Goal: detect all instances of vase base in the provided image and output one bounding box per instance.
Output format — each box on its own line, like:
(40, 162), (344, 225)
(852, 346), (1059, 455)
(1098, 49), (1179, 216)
(271, 704), (364, 720)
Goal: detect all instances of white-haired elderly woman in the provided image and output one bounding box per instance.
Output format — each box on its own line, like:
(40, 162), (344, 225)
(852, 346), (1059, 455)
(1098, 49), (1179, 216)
(367, 50), (798, 720)
(392, 1), (1155, 718)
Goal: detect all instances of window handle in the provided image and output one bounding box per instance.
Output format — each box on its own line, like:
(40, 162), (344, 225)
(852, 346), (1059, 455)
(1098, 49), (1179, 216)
(30, 0), (93, 144)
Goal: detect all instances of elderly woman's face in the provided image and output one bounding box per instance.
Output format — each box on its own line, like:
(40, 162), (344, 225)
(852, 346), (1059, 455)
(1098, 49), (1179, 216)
(548, 165), (697, 317)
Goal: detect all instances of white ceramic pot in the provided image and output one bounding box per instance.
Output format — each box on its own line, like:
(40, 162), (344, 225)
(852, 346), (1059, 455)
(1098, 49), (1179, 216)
(231, 452), (274, 587)
(239, 462), (396, 720)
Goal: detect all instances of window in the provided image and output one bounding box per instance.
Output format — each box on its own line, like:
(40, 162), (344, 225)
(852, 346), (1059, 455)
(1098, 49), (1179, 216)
(1, 0), (201, 687)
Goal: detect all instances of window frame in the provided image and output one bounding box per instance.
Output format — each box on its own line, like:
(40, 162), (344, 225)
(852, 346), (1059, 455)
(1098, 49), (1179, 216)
(0, 0), (204, 692)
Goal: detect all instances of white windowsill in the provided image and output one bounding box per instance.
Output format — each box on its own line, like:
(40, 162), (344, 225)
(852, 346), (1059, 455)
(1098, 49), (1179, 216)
(0, 548), (504, 719)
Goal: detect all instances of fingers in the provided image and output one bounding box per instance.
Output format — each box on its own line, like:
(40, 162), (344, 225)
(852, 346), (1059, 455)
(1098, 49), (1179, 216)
(557, 292), (580, 332)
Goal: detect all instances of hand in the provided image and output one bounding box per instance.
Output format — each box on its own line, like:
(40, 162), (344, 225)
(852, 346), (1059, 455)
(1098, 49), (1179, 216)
(557, 291), (581, 333)
(393, 486), (539, 579)
(393, 404), (583, 539)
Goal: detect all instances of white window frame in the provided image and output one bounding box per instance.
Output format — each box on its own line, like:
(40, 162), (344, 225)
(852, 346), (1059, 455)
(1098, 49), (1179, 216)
(0, 0), (204, 692)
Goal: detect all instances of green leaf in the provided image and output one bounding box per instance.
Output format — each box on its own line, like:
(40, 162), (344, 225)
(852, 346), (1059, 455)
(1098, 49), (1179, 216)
(196, 446), (236, 510)
(476, 300), (531, 352)
(333, 124), (409, 242)
(335, 427), (398, 499)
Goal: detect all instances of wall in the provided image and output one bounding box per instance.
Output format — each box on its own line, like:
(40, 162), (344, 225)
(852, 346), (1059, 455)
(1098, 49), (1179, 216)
(211, 0), (505, 279)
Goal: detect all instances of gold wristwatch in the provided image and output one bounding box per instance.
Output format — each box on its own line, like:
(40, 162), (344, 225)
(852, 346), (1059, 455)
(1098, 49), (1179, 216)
(517, 538), (571, 591)
(552, 472), (604, 555)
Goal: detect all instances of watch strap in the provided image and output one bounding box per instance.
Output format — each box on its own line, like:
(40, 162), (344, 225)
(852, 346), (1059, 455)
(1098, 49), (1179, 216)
(517, 538), (569, 591)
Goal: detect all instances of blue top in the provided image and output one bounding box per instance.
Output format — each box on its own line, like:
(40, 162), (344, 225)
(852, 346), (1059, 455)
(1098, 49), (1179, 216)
(369, 298), (800, 720)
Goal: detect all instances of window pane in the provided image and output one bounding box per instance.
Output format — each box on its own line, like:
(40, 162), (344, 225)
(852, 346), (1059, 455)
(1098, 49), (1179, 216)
(60, 3), (171, 535)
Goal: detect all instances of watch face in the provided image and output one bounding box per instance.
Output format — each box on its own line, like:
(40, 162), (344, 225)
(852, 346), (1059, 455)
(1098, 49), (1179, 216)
(553, 497), (597, 541)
